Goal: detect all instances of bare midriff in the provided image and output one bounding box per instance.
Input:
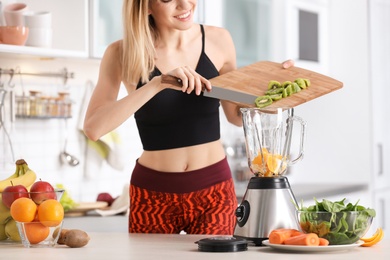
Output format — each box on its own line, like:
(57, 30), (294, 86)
(137, 140), (226, 172)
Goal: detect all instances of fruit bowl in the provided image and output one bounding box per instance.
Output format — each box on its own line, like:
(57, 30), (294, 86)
(1, 189), (64, 207)
(297, 211), (373, 245)
(16, 220), (63, 248)
(0, 189), (65, 243)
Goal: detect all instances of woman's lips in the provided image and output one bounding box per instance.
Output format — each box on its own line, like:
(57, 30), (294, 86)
(175, 11), (191, 20)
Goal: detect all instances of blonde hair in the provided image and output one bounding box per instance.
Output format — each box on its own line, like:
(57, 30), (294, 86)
(122, 0), (156, 85)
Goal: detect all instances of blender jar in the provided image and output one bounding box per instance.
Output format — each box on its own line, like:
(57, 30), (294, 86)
(240, 107), (306, 177)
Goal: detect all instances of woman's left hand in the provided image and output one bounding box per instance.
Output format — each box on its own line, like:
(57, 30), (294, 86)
(282, 59), (295, 69)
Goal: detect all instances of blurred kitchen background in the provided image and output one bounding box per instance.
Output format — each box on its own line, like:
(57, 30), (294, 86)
(0, 0), (389, 230)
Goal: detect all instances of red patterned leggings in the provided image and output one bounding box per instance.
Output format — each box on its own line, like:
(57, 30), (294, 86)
(129, 158), (237, 234)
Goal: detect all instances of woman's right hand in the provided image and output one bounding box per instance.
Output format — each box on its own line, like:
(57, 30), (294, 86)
(161, 66), (211, 95)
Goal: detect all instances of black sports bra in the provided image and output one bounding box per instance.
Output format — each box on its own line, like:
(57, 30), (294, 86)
(134, 25), (221, 151)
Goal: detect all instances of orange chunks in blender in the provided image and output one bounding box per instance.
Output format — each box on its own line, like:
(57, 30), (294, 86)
(252, 148), (269, 165)
(251, 148), (287, 176)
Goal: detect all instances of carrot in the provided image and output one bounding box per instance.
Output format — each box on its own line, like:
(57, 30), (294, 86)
(283, 233), (320, 246)
(319, 237), (329, 246)
(291, 230), (304, 237)
(268, 229), (303, 244)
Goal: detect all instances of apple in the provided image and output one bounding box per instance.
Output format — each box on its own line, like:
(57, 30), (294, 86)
(2, 184), (29, 208)
(96, 192), (115, 206)
(30, 180), (56, 204)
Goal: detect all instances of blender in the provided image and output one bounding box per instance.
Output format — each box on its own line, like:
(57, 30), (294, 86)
(233, 107), (306, 246)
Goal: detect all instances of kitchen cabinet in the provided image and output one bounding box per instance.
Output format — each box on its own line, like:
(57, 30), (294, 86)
(369, 0), (390, 233)
(197, 0), (273, 68)
(0, 0), (89, 58)
(374, 189), (389, 235)
(89, 0), (122, 58)
(0, 0), (123, 59)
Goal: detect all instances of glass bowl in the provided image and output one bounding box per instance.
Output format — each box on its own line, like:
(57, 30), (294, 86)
(0, 189), (64, 244)
(16, 221), (63, 248)
(297, 211), (373, 245)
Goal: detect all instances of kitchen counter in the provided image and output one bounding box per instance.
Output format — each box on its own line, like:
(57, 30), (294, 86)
(0, 233), (388, 260)
(236, 182), (368, 202)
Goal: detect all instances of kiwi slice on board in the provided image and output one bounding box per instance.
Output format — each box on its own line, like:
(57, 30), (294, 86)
(255, 96), (273, 108)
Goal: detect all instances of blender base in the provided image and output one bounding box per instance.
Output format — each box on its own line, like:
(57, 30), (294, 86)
(233, 176), (299, 246)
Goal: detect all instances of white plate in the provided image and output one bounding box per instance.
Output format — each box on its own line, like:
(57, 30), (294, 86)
(262, 240), (364, 252)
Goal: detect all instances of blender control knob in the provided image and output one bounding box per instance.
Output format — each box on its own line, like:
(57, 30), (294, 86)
(235, 200), (250, 227)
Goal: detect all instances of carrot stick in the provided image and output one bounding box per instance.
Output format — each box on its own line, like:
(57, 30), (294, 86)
(291, 230), (303, 237)
(283, 233), (320, 246)
(268, 229), (303, 244)
(319, 238), (329, 246)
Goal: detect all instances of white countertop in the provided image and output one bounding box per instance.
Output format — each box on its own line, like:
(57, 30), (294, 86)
(0, 182), (372, 259)
(0, 233), (388, 260)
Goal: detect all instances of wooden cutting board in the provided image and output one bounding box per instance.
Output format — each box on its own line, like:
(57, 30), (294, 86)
(64, 201), (108, 217)
(209, 61), (343, 108)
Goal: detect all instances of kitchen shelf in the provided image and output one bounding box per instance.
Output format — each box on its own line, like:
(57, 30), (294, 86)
(16, 116), (72, 119)
(0, 44), (88, 59)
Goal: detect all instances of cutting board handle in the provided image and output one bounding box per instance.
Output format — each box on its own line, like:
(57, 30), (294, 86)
(161, 74), (182, 87)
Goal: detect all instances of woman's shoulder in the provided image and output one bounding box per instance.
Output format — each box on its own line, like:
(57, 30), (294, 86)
(202, 25), (233, 48)
(200, 24), (236, 74)
(202, 24), (231, 39)
(104, 40), (122, 57)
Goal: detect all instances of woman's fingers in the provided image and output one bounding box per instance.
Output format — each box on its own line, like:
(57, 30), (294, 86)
(166, 67), (210, 95)
(282, 59), (295, 69)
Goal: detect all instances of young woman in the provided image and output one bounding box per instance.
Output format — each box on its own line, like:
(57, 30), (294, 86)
(84, 0), (293, 234)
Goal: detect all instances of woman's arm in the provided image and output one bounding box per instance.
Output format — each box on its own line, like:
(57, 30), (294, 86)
(83, 41), (163, 141)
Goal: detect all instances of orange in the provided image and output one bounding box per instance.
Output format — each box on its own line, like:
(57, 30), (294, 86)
(252, 148), (269, 165)
(10, 198), (37, 222)
(267, 154), (287, 174)
(37, 199), (64, 227)
(24, 222), (50, 244)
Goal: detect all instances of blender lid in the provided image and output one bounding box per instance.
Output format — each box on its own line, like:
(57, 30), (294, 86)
(195, 236), (248, 252)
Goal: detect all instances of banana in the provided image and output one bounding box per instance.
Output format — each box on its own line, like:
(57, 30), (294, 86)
(0, 164), (22, 192)
(0, 159), (37, 192)
(14, 160), (37, 188)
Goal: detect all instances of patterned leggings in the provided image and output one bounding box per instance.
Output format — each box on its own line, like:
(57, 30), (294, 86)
(129, 158), (237, 234)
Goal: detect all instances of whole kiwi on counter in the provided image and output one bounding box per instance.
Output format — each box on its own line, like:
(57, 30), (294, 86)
(54, 228), (90, 248)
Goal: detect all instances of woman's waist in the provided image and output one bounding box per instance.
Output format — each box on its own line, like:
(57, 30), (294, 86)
(138, 140), (226, 172)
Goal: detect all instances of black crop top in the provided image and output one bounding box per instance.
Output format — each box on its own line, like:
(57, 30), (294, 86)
(135, 25), (220, 151)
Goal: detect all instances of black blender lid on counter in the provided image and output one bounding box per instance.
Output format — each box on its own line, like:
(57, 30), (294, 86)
(195, 236), (248, 252)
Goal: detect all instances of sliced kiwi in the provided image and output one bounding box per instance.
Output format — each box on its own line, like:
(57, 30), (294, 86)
(282, 81), (292, 89)
(255, 96), (273, 108)
(294, 78), (307, 89)
(285, 84), (293, 96)
(269, 93), (283, 101)
(257, 78), (310, 108)
(265, 87), (284, 95)
(304, 78), (311, 87)
(268, 80), (281, 90)
(292, 82), (301, 93)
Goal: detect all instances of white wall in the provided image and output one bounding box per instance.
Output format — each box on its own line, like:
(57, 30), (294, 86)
(281, 0), (372, 189)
